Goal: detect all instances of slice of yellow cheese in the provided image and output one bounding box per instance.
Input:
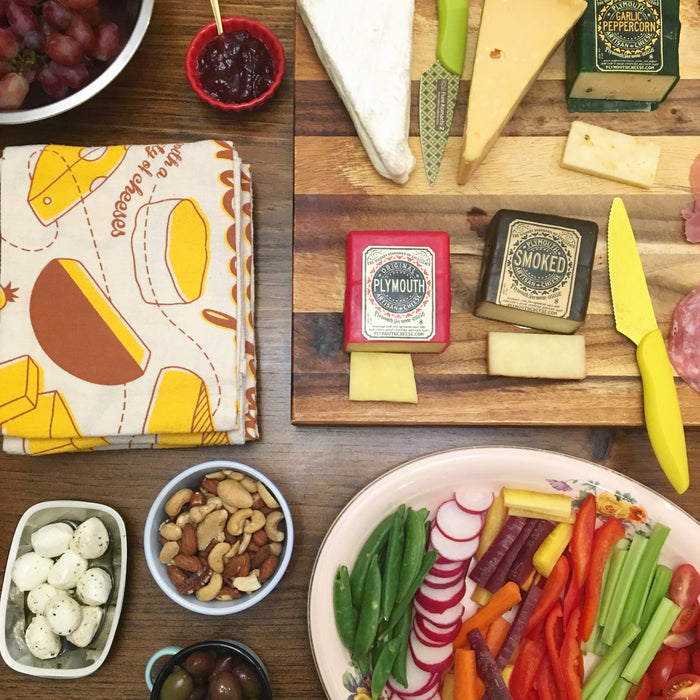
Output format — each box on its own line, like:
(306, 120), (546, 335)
(349, 352), (418, 403)
(0, 355), (40, 424)
(458, 0), (586, 184)
(3, 390), (79, 439)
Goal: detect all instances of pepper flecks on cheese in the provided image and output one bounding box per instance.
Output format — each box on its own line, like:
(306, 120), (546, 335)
(349, 352), (418, 403)
(474, 210), (598, 334)
(343, 230), (451, 353)
(458, 0), (587, 184)
(561, 120), (661, 189)
(566, 0), (680, 112)
(297, 0), (416, 184)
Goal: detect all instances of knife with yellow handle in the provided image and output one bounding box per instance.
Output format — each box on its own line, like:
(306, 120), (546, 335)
(608, 197), (689, 494)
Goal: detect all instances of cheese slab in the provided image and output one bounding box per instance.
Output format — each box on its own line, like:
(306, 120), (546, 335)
(343, 230), (451, 353)
(566, 0), (680, 112)
(561, 120), (661, 188)
(297, 0), (416, 184)
(458, 0), (587, 184)
(487, 332), (586, 379)
(349, 352), (418, 403)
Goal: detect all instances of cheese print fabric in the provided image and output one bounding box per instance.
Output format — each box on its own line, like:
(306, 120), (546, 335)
(0, 140), (258, 455)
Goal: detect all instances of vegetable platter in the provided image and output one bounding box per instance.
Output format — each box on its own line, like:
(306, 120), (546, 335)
(292, 0), (700, 428)
(307, 446), (700, 699)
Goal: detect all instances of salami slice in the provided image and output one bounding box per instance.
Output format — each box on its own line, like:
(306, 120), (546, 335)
(669, 285), (700, 393)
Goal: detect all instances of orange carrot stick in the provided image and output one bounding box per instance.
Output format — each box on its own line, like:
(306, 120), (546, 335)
(485, 615), (511, 657)
(454, 648), (478, 700)
(453, 581), (522, 649)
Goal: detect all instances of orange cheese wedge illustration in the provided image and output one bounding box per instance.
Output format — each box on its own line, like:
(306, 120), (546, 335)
(30, 258), (150, 385)
(28, 145), (128, 225)
(0, 355), (40, 424)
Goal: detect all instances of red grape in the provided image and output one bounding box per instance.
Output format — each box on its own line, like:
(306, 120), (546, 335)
(78, 5), (101, 27)
(38, 62), (68, 98)
(7, 0), (39, 37)
(45, 32), (82, 66)
(43, 0), (72, 31)
(51, 58), (87, 89)
(0, 72), (30, 109)
(67, 12), (95, 52)
(63, 0), (98, 9)
(0, 26), (19, 60)
(23, 28), (45, 51)
(91, 20), (118, 61)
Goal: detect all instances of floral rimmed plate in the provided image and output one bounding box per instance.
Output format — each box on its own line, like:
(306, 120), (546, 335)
(307, 446), (698, 699)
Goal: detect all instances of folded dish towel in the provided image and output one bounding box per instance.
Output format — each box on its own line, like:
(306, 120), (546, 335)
(0, 140), (258, 455)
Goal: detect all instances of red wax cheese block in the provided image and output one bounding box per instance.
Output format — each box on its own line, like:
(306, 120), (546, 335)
(343, 230), (451, 353)
(30, 258), (151, 385)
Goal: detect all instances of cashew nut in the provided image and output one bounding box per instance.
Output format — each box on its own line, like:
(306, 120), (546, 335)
(256, 482), (280, 509)
(190, 496), (222, 524)
(244, 510), (266, 534)
(196, 508), (228, 551)
(269, 542), (283, 556)
(165, 488), (193, 518)
(239, 476), (258, 493)
(196, 572), (224, 601)
(227, 508), (254, 537)
(238, 531), (252, 554)
(264, 511), (285, 543)
(205, 470), (227, 480)
(159, 540), (180, 564)
(218, 480), (255, 510)
(233, 572), (261, 593)
(175, 511), (193, 529)
(159, 521), (183, 541)
(224, 470), (245, 481)
(208, 541), (232, 573)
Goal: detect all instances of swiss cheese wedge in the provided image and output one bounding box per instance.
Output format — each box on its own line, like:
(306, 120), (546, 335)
(458, 0), (586, 184)
(297, 0), (416, 184)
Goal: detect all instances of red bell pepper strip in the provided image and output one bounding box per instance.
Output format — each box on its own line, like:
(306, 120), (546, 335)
(522, 555), (570, 639)
(570, 494), (597, 588)
(545, 602), (567, 700)
(561, 607), (583, 700)
(562, 561), (582, 628)
(535, 654), (559, 700)
(580, 517), (626, 642)
(509, 631), (547, 700)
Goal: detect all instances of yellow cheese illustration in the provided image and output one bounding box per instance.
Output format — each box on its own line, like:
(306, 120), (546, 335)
(132, 198), (210, 305)
(0, 355), (40, 424)
(28, 145), (128, 225)
(3, 390), (80, 439)
(154, 430), (231, 449)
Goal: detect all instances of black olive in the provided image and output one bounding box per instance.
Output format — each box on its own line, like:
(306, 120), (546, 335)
(230, 660), (263, 697)
(208, 670), (243, 700)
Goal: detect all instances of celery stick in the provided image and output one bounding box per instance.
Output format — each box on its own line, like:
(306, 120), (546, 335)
(605, 677), (632, 700)
(639, 564), (673, 632)
(583, 622), (602, 655)
(622, 596), (681, 685)
(597, 543), (629, 627)
(619, 523), (670, 631)
(582, 623), (639, 700)
(602, 534), (648, 645)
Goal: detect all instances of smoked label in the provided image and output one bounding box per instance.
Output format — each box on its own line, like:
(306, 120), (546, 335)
(495, 219), (581, 320)
(361, 245), (436, 341)
(595, 0), (664, 73)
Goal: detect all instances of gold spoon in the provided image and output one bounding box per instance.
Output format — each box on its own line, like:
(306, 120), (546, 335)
(209, 0), (223, 35)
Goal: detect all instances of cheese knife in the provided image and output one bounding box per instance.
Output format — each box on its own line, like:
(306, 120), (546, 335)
(608, 197), (689, 494)
(419, 0), (469, 187)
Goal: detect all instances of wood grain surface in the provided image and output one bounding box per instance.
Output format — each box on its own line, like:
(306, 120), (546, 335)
(293, 0), (700, 426)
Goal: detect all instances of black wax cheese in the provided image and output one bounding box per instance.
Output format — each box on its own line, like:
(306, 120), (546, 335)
(474, 210), (598, 334)
(565, 0), (680, 112)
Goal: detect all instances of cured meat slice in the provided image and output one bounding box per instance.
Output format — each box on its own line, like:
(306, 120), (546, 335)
(669, 285), (700, 393)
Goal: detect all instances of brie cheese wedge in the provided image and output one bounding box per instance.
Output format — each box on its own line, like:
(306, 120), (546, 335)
(298, 0), (416, 185)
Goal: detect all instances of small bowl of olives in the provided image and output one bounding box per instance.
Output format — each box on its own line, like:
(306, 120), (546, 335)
(145, 639), (272, 700)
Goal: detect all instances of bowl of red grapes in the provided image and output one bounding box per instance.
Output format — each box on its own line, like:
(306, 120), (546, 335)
(0, 0), (153, 123)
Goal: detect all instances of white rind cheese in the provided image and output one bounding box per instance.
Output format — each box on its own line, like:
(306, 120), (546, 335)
(459, 0), (586, 184)
(298, 0), (416, 184)
(561, 120), (661, 189)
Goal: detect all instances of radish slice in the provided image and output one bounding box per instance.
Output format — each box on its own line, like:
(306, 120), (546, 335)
(429, 523), (479, 562)
(428, 561), (468, 579)
(409, 629), (453, 672)
(431, 556), (469, 574)
(413, 619), (453, 648)
(435, 499), (483, 541)
(415, 577), (466, 613)
(454, 489), (494, 513)
(387, 657), (437, 696)
(413, 598), (464, 627)
(422, 569), (466, 590)
(415, 614), (461, 645)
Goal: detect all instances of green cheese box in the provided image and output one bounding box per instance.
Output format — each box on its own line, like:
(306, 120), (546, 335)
(566, 0), (680, 112)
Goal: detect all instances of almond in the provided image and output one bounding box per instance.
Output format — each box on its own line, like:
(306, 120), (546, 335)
(223, 552), (250, 582)
(167, 565), (188, 587)
(250, 544), (271, 570)
(180, 522), (198, 556)
(173, 553), (204, 573)
(258, 554), (278, 583)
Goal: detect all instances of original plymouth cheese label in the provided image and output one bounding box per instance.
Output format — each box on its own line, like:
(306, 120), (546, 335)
(361, 245), (436, 341)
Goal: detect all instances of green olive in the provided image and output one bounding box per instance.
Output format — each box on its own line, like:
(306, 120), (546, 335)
(159, 666), (194, 700)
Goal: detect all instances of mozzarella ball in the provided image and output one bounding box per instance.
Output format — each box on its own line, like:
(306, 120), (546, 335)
(30, 522), (73, 558)
(44, 592), (83, 636)
(76, 568), (112, 606)
(47, 550), (88, 590)
(71, 517), (110, 559)
(26, 582), (61, 615)
(11, 552), (53, 592)
(25, 615), (61, 660)
(66, 605), (103, 648)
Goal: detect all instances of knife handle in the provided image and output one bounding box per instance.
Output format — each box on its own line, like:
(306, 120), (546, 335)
(637, 327), (689, 494)
(436, 0), (469, 75)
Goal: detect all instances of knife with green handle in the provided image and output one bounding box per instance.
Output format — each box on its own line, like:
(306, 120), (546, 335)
(419, 0), (469, 187)
(607, 197), (689, 494)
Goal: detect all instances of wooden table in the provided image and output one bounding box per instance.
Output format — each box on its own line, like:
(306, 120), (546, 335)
(0, 1), (699, 697)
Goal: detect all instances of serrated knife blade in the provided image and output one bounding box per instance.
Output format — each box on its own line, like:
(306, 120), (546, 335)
(608, 197), (689, 493)
(419, 0), (469, 187)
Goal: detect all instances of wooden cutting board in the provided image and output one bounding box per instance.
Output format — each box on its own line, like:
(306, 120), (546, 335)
(292, 0), (700, 426)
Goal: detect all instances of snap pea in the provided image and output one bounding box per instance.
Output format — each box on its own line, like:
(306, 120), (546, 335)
(381, 504), (405, 621)
(390, 601), (413, 688)
(394, 507), (429, 603)
(353, 553), (382, 659)
(333, 565), (356, 651)
(350, 513), (393, 608)
(387, 548), (438, 631)
(371, 636), (399, 700)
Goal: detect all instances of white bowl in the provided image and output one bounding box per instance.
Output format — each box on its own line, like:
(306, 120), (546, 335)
(0, 500), (127, 678)
(144, 460), (293, 616)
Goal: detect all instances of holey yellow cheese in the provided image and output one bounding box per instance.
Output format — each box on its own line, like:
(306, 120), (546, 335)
(458, 0), (586, 184)
(349, 352), (417, 403)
